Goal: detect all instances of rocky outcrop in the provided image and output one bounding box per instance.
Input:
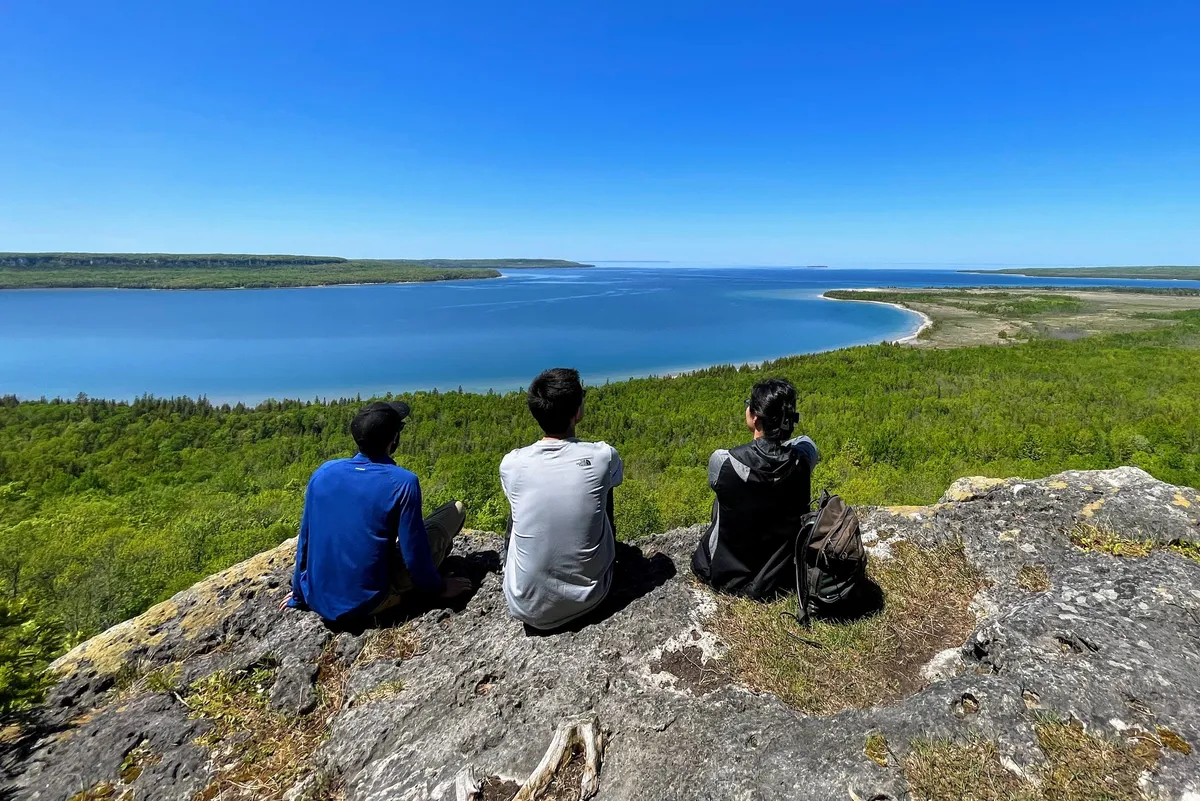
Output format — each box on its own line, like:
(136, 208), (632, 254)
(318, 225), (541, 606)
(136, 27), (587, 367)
(5, 467), (1200, 800)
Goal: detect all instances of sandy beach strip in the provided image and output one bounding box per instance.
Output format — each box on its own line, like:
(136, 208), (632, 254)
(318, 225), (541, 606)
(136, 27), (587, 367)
(821, 289), (934, 344)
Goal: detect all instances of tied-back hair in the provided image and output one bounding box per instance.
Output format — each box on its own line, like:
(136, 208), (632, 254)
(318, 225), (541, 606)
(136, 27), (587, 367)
(749, 377), (800, 442)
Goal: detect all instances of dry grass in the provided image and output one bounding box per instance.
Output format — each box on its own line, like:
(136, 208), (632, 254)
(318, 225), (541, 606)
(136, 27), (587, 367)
(711, 541), (985, 713)
(352, 679), (406, 706)
(902, 717), (1184, 801)
(355, 624), (421, 665)
(185, 649), (350, 801)
(1069, 524), (1200, 563)
(903, 737), (1033, 801)
(1036, 718), (1158, 801)
(1016, 565), (1051, 592)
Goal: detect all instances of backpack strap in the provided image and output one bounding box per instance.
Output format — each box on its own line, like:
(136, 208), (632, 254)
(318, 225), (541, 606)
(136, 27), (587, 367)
(778, 508), (824, 648)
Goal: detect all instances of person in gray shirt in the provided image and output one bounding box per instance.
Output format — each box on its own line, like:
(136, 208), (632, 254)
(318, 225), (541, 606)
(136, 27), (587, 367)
(501, 368), (624, 631)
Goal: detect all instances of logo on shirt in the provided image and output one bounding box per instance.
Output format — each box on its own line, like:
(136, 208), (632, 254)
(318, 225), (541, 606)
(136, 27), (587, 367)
(576, 458), (592, 467)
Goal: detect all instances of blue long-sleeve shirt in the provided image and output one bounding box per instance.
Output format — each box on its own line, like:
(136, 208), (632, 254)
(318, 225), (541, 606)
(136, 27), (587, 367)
(289, 453), (443, 622)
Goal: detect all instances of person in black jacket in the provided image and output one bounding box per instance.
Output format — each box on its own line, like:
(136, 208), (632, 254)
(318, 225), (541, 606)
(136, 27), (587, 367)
(691, 377), (820, 600)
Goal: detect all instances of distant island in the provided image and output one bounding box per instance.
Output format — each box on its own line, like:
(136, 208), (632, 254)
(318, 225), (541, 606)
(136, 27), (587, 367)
(961, 266), (1200, 280)
(0, 253), (592, 289)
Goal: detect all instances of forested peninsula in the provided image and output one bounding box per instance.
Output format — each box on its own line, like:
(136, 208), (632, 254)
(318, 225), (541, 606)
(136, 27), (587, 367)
(961, 265), (1200, 280)
(0, 253), (591, 289)
(3, 290), (1200, 645)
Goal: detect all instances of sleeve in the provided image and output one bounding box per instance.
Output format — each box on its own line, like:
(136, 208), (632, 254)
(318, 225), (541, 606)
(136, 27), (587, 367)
(790, 436), (820, 468)
(607, 445), (624, 488)
(288, 477), (313, 609)
(707, 450), (729, 491)
(394, 477), (445, 595)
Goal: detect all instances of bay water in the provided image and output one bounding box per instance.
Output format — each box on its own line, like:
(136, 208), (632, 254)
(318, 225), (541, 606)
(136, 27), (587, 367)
(2, 265), (1197, 403)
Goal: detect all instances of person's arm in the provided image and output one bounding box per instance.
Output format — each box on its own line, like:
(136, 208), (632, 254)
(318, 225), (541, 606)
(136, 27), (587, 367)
(286, 478), (313, 609)
(606, 446), (623, 538)
(394, 478), (445, 595)
(789, 436), (820, 468)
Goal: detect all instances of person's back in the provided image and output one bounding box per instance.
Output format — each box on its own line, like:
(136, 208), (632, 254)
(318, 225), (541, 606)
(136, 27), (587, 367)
(286, 401), (471, 623)
(298, 454), (420, 621)
(692, 378), (819, 599)
(501, 368), (623, 630)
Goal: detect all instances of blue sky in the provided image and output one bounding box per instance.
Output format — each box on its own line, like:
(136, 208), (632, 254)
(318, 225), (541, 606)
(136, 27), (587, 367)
(1, 1), (1197, 265)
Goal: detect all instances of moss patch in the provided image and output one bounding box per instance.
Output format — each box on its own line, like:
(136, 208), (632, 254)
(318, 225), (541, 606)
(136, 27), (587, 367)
(711, 541), (984, 714)
(53, 540), (297, 680)
(1069, 524), (1200, 563)
(864, 732), (889, 767)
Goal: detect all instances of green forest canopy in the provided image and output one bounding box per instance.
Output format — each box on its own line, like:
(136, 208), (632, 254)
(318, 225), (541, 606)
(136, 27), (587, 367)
(0, 253), (591, 289)
(962, 266), (1200, 280)
(2, 310), (1199, 638)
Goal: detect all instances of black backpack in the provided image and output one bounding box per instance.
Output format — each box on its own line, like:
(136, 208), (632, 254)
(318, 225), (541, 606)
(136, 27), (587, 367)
(791, 491), (868, 625)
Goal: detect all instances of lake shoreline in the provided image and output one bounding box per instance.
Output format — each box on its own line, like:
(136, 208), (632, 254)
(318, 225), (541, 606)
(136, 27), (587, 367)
(820, 288), (934, 343)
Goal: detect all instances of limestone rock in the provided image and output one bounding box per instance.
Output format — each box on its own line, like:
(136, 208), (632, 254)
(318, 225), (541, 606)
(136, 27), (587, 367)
(3, 467), (1199, 800)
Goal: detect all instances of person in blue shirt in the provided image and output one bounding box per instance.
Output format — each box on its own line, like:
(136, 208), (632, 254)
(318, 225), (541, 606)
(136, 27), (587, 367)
(281, 401), (472, 623)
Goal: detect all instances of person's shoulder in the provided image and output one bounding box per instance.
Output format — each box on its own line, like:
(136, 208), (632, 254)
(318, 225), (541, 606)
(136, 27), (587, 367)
(708, 447), (733, 479)
(784, 435), (820, 465)
(574, 439), (620, 463)
(311, 457), (350, 479)
(501, 443), (536, 468)
(386, 463), (419, 485)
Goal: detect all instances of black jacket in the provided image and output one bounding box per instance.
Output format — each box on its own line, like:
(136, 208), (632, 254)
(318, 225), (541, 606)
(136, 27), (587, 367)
(691, 436), (819, 599)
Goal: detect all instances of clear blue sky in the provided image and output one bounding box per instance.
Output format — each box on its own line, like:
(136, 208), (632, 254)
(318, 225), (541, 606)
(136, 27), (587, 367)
(1, 1), (1197, 265)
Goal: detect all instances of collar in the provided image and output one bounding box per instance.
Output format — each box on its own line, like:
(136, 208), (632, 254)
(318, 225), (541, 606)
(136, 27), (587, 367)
(352, 452), (396, 466)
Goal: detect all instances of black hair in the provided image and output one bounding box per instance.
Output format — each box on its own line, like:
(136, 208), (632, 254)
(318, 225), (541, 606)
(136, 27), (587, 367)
(527, 367), (585, 435)
(748, 377), (800, 442)
(350, 401), (408, 459)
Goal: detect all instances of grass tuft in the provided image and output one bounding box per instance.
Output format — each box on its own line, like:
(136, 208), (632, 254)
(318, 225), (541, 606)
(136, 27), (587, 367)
(902, 717), (1174, 801)
(903, 738), (1033, 801)
(353, 679), (405, 706)
(355, 624), (420, 666)
(1016, 565), (1051, 592)
(711, 541), (984, 714)
(185, 649), (349, 801)
(1035, 719), (1157, 801)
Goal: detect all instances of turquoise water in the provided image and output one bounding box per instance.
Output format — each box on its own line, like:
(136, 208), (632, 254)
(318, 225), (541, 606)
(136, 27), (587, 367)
(2, 265), (1197, 403)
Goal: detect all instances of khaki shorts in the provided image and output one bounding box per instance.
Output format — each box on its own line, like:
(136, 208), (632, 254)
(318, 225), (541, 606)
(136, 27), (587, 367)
(372, 500), (465, 614)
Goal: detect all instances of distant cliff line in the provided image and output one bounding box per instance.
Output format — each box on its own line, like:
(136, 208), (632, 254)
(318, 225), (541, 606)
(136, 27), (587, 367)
(0, 253), (592, 290)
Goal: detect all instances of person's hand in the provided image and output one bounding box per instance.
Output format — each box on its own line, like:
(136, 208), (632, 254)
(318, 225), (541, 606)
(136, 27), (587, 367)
(278, 592), (293, 611)
(439, 576), (473, 599)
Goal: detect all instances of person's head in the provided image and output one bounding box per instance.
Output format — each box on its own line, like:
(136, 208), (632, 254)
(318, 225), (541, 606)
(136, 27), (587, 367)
(350, 400), (411, 459)
(745, 378), (799, 442)
(527, 367), (585, 437)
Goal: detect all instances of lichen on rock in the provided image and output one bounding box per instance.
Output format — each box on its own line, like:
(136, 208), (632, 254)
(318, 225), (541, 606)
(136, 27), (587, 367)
(3, 468), (1199, 800)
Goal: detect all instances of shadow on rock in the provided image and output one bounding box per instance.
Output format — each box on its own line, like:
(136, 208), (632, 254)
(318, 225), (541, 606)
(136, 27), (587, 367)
(330, 548), (503, 635)
(524, 541), (678, 636)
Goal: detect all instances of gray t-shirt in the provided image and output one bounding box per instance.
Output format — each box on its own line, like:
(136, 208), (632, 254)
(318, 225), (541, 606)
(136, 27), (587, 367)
(500, 438), (624, 630)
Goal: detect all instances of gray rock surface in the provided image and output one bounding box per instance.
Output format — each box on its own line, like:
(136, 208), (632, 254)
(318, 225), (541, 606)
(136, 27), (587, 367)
(4, 467), (1199, 800)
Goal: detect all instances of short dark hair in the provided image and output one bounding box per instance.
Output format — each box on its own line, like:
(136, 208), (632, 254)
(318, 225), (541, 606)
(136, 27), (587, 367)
(527, 368), (584, 435)
(350, 401), (410, 458)
(748, 378), (799, 442)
